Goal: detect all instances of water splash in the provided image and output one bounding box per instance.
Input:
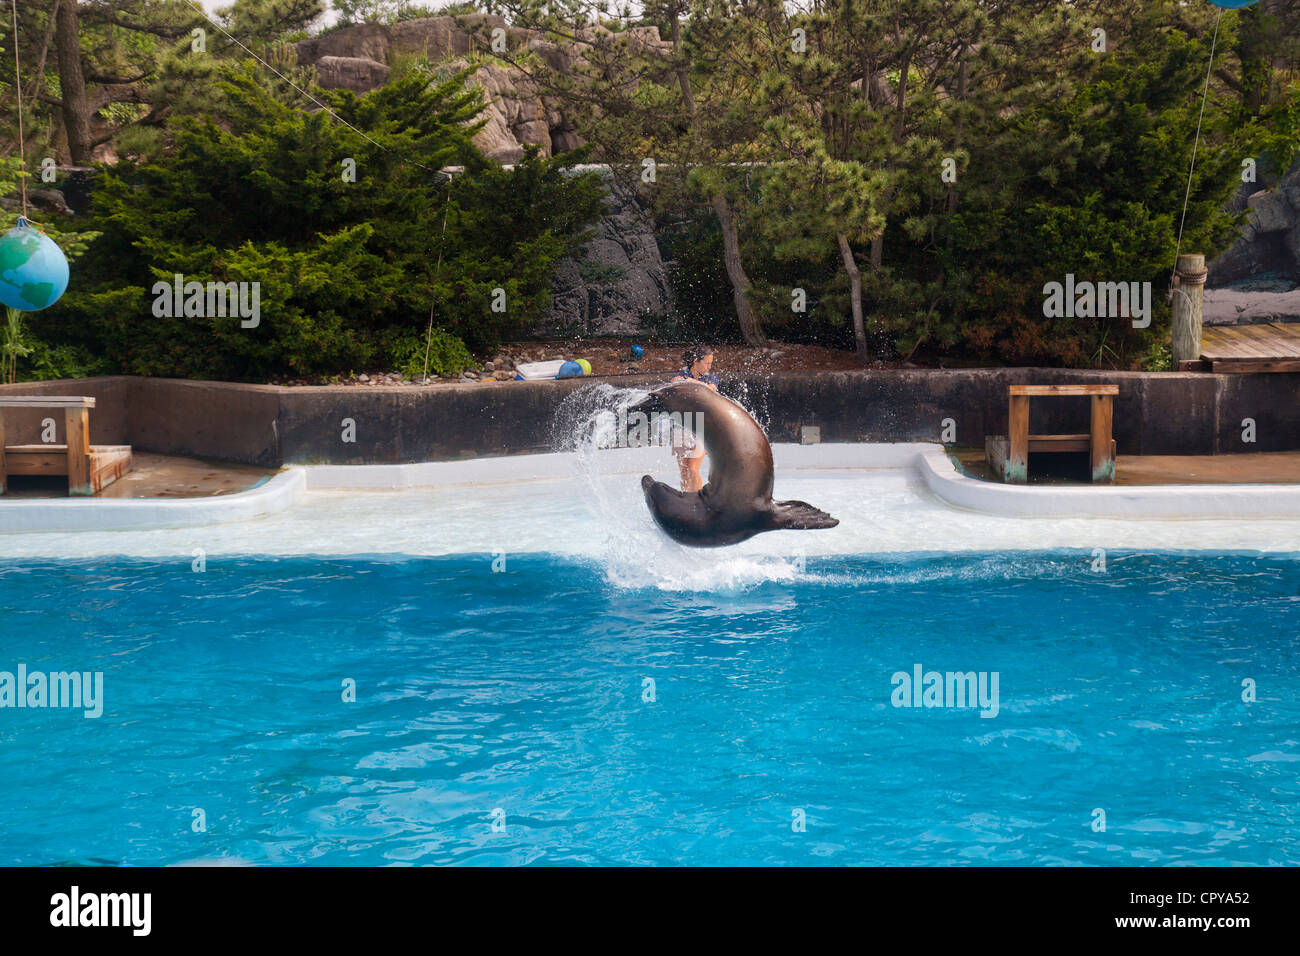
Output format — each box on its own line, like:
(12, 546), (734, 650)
(550, 383), (811, 592)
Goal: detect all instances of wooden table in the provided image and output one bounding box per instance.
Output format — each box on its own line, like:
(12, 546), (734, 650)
(986, 384), (1118, 484)
(0, 396), (132, 496)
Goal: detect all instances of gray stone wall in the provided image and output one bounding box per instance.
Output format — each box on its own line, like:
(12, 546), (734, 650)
(4, 370), (1297, 466)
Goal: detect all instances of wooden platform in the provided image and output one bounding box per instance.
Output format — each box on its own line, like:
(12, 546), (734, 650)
(990, 384), (1118, 484)
(3, 444), (133, 493)
(0, 396), (133, 496)
(1191, 323), (1300, 373)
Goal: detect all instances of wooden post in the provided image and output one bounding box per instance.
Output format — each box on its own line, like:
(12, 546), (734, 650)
(1171, 253), (1207, 366)
(1090, 394), (1115, 483)
(1006, 393), (1030, 484)
(65, 405), (91, 496)
(0, 409), (6, 495)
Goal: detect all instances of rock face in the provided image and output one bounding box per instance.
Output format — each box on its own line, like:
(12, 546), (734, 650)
(294, 14), (652, 163)
(314, 55), (390, 93)
(1203, 285), (1300, 325)
(297, 17), (671, 335)
(543, 172), (671, 336)
(1208, 161), (1300, 288)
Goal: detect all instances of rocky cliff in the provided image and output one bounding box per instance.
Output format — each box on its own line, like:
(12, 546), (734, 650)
(296, 16), (670, 335)
(1208, 161), (1300, 288)
(545, 169), (670, 336)
(1205, 160), (1300, 325)
(296, 14), (670, 163)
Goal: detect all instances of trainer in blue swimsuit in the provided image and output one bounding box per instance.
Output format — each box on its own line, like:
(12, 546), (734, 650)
(678, 367), (719, 386)
(672, 345), (719, 388)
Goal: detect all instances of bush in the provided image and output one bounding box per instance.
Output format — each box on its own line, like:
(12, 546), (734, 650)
(386, 328), (474, 379)
(39, 67), (605, 381)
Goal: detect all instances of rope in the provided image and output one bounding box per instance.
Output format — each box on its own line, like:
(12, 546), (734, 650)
(9, 0), (27, 217)
(1171, 7), (1223, 288)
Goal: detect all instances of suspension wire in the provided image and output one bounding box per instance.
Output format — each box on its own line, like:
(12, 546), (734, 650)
(9, 0), (27, 218)
(1171, 8), (1223, 289)
(423, 178), (454, 383)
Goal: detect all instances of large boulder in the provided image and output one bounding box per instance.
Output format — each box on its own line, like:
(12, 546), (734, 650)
(296, 23), (392, 63)
(459, 60), (551, 163)
(1209, 161), (1300, 287)
(387, 14), (506, 59)
(314, 55), (390, 94)
(1247, 189), (1295, 234)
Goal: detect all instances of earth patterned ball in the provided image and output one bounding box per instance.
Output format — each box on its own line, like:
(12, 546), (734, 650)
(0, 218), (70, 311)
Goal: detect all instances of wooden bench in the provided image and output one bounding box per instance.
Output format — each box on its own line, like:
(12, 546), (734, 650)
(0, 397), (132, 496)
(985, 384), (1118, 485)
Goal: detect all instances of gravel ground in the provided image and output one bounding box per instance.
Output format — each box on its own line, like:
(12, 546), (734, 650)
(266, 339), (892, 387)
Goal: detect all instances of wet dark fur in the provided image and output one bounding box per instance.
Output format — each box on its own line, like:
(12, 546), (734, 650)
(628, 381), (839, 548)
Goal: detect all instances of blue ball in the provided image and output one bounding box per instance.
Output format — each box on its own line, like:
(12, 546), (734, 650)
(557, 360), (584, 378)
(0, 218), (70, 312)
(630, 344), (644, 359)
(1209, 0), (1258, 7)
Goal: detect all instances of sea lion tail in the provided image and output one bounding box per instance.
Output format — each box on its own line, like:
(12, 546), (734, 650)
(769, 500), (839, 530)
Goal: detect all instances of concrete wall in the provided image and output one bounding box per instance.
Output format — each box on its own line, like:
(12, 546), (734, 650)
(2, 369), (1297, 464)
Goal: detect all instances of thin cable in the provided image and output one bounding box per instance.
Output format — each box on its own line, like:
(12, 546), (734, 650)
(10, 0), (27, 217)
(423, 181), (453, 382)
(1172, 8), (1222, 286)
(177, 0), (436, 171)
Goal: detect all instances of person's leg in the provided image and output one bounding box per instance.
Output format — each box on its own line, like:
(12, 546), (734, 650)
(685, 447), (706, 492)
(676, 451), (693, 491)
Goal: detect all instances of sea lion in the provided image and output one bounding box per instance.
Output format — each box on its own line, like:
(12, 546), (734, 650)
(625, 380), (839, 547)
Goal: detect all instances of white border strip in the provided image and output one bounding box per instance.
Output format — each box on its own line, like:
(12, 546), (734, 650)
(3, 443), (1300, 533)
(919, 447), (1300, 518)
(0, 469), (306, 533)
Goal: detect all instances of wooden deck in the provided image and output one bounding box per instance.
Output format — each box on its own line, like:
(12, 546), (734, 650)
(1194, 323), (1300, 373)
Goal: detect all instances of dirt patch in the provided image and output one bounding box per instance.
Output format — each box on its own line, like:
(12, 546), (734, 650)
(266, 339), (892, 387)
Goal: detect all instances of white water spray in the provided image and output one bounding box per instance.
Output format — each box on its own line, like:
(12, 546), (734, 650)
(551, 383), (809, 592)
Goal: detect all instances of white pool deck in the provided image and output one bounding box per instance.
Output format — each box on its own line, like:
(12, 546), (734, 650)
(1, 443), (1299, 559)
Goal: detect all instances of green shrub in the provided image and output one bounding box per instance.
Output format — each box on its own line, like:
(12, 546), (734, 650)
(39, 67), (604, 381)
(387, 328), (474, 379)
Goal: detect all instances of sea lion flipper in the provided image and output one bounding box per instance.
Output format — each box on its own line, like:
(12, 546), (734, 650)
(769, 500), (839, 530)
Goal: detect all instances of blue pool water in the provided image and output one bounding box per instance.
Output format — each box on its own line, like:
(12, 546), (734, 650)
(1, 551), (1298, 866)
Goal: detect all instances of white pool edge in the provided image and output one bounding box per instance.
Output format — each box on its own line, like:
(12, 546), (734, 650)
(918, 447), (1300, 518)
(3, 442), (1300, 532)
(0, 469), (307, 533)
